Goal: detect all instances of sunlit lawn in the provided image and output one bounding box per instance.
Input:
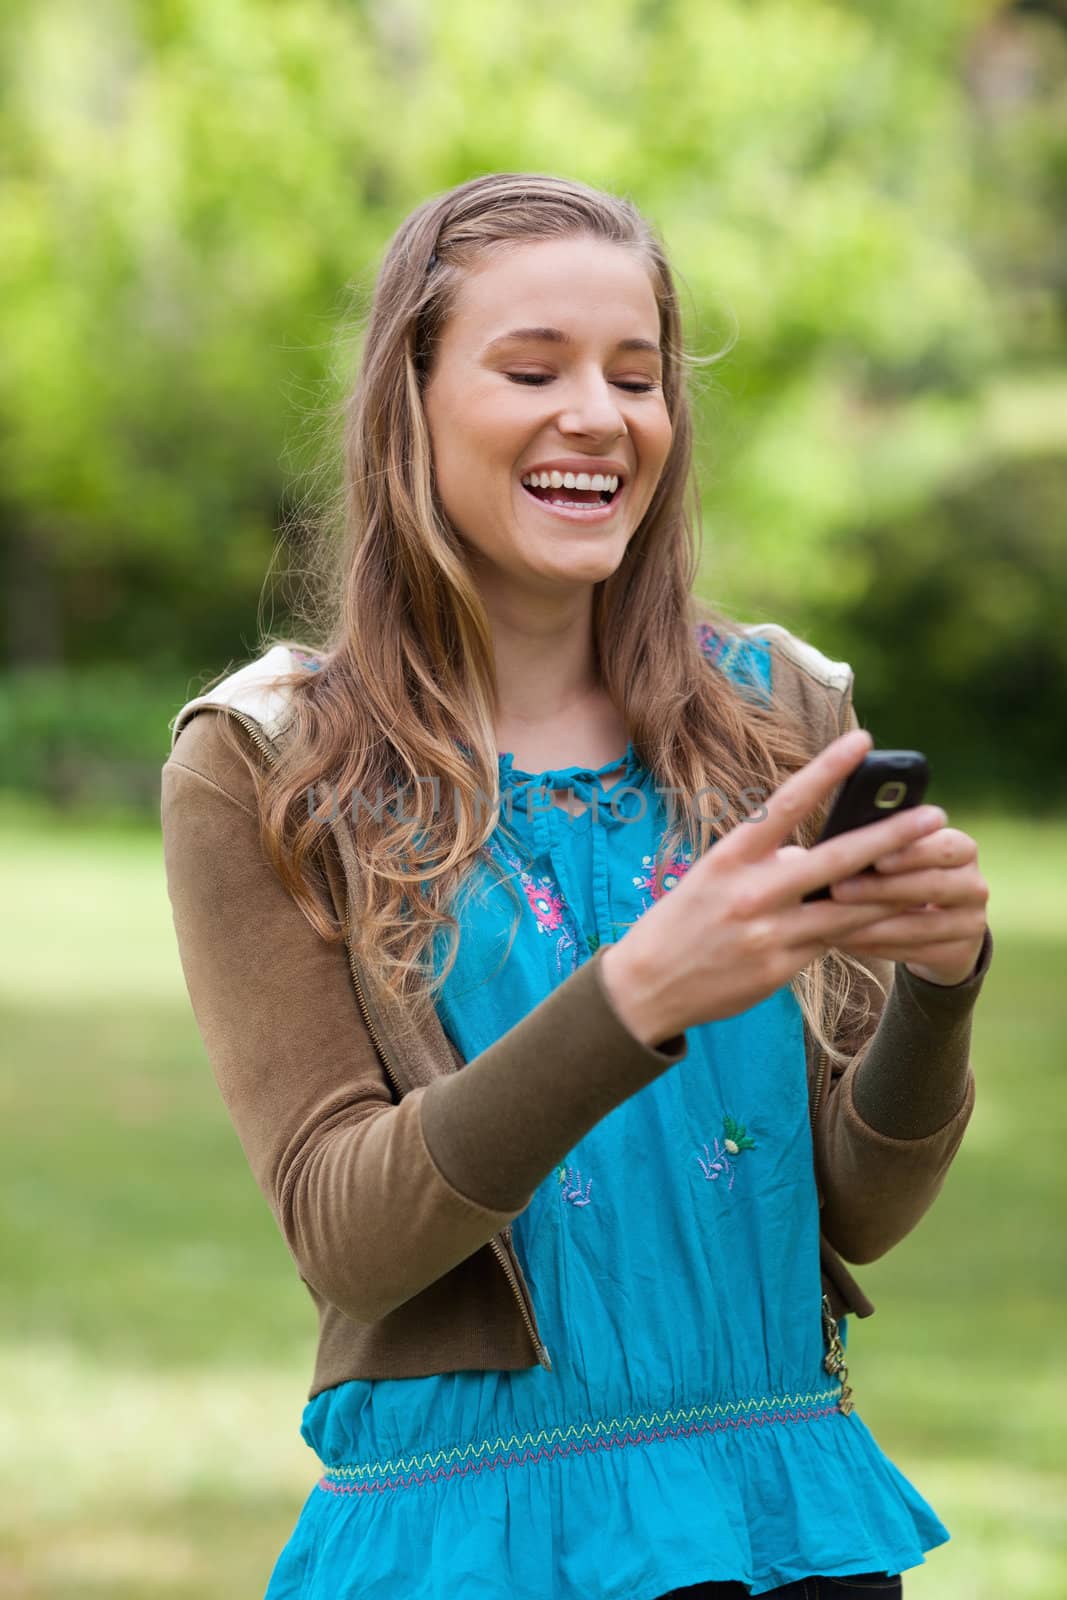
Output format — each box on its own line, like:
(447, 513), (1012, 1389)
(0, 797), (1063, 1598)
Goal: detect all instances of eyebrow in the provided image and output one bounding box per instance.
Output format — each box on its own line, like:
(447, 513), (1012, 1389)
(482, 326), (662, 357)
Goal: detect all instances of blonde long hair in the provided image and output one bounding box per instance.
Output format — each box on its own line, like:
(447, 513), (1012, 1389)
(213, 172), (879, 1063)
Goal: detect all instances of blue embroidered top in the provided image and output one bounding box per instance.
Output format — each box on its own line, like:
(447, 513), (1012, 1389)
(265, 628), (948, 1600)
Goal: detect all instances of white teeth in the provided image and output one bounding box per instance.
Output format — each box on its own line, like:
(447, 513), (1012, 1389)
(520, 470), (622, 493)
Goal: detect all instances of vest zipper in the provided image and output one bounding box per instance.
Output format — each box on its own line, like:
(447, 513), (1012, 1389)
(491, 1231), (553, 1372)
(821, 1292), (855, 1415)
(810, 1043), (853, 1411)
(218, 706), (284, 773)
(809, 1043), (828, 1209)
(810, 1044), (829, 1135)
(216, 706), (552, 1373)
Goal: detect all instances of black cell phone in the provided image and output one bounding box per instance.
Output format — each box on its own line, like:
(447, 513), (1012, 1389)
(801, 750), (930, 903)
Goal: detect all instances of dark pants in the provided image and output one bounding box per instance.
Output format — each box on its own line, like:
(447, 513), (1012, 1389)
(657, 1576), (902, 1599)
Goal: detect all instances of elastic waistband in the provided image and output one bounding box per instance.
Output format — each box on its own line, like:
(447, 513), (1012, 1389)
(317, 1386), (844, 1497)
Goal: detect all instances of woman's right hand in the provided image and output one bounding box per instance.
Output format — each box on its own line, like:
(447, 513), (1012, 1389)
(599, 727), (948, 1045)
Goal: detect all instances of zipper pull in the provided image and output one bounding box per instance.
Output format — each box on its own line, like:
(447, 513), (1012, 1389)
(821, 1293), (855, 1416)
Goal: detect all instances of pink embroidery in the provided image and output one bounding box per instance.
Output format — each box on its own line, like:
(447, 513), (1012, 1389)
(695, 621), (726, 662)
(489, 840), (581, 977)
(632, 843), (694, 910)
(523, 876), (567, 931)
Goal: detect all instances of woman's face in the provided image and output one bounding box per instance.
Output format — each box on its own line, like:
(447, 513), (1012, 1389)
(422, 236), (673, 597)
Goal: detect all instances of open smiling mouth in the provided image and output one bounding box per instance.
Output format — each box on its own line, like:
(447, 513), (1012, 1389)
(519, 472), (625, 519)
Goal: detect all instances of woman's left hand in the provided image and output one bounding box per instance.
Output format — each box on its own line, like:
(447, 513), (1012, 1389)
(828, 822), (990, 986)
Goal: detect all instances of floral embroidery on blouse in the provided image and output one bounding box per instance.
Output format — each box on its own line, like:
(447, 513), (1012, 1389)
(487, 839), (582, 978)
(696, 1116), (758, 1193)
(558, 1164), (594, 1207)
(694, 620), (773, 706)
(695, 621), (727, 663)
(632, 842), (694, 910)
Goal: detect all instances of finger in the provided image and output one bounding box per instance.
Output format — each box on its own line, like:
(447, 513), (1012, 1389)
(832, 864), (986, 907)
(838, 931), (983, 969)
(775, 802), (947, 905)
(720, 728), (873, 865)
(776, 845), (808, 862)
(870, 828), (978, 875)
(841, 933), (984, 970)
(836, 905), (985, 947)
(778, 896), (915, 950)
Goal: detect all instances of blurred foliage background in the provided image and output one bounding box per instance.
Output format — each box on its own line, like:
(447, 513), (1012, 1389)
(1, 0), (1065, 813)
(1, 1), (1064, 1597)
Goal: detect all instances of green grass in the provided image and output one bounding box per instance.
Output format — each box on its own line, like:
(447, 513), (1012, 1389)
(0, 804), (1063, 1597)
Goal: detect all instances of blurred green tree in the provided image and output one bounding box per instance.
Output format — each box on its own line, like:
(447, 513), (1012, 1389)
(0, 0), (1063, 808)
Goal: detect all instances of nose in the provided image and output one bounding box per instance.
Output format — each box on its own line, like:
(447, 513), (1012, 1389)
(556, 368), (627, 443)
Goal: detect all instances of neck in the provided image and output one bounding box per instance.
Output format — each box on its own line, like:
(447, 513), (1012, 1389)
(481, 585), (602, 728)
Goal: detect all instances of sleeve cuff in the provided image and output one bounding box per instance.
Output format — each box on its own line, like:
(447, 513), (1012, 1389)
(418, 943), (688, 1213)
(847, 925), (990, 1141)
(589, 942), (689, 1062)
(894, 923), (993, 1007)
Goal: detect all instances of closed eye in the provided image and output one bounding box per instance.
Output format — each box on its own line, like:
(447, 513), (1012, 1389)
(505, 373), (659, 394)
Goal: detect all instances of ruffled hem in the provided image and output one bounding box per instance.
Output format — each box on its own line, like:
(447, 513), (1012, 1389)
(266, 1403), (947, 1600)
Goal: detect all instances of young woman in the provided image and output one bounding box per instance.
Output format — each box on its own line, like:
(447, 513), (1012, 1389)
(162, 173), (993, 1600)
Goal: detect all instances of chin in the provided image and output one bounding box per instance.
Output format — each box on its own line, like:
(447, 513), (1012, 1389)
(543, 554), (624, 587)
